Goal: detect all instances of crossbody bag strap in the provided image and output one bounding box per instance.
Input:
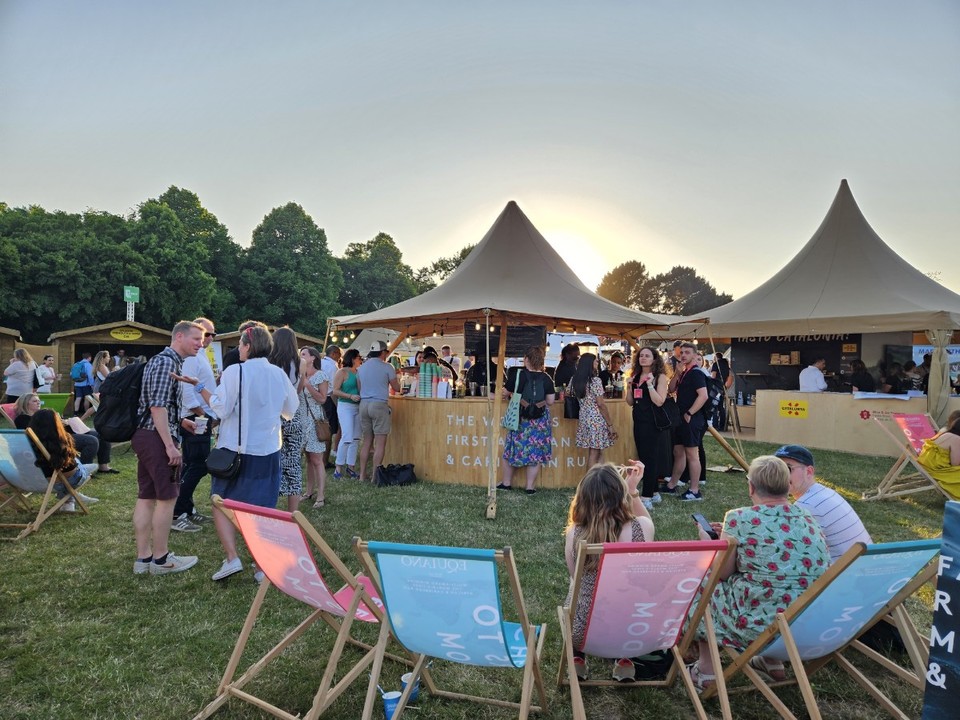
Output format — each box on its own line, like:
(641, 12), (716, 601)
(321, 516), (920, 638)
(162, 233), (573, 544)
(237, 364), (243, 452)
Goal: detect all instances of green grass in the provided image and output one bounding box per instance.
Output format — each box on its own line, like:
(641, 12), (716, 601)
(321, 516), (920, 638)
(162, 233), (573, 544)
(0, 437), (945, 720)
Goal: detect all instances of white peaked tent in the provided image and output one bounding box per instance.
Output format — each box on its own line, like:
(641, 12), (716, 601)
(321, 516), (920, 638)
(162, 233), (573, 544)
(689, 180), (960, 422)
(331, 200), (672, 338)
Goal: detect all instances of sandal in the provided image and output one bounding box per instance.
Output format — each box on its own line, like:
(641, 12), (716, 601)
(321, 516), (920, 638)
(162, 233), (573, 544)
(686, 660), (716, 694)
(573, 655), (589, 681)
(748, 655), (787, 682)
(313, 498), (326, 509)
(345, 467), (359, 479)
(496, 483), (512, 490)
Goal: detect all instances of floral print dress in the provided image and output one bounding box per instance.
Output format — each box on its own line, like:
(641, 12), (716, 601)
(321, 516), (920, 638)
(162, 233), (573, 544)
(575, 377), (614, 450)
(697, 503), (829, 650)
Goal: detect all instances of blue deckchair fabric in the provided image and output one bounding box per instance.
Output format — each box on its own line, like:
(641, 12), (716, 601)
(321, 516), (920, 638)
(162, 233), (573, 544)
(368, 540), (534, 668)
(0, 429), (49, 493)
(759, 539), (940, 662)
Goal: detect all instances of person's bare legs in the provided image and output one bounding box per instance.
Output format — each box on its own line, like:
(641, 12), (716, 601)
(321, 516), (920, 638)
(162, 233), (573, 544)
(213, 505), (239, 562)
(358, 432), (373, 482)
(685, 446), (701, 494)
(500, 458), (515, 487)
(371, 434), (388, 475)
(286, 494), (300, 512)
(150, 498), (176, 558)
(306, 451), (325, 503)
(134, 499), (156, 558)
(587, 448), (603, 467)
(524, 464), (541, 491)
(669, 445), (687, 489)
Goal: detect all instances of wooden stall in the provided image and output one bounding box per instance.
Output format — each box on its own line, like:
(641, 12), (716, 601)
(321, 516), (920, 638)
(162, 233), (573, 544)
(47, 321), (170, 394)
(754, 390), (960, 458)
(0, 327), (20, 368)
(383, 396), (634, 488)
(216, 328), (325, 354)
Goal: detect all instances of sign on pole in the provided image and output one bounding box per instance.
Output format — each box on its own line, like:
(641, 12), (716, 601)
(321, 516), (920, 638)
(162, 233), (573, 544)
(123, 285), (139, 321)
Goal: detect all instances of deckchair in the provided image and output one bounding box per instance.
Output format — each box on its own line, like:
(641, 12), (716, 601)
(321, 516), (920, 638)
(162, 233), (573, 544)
(0, 403), (16, 428)
(0, 428), (89, 540)
(354, 539), (548, 720)
(864, 413), (948, 501)
(705, 539), (940, 720)
(192, 497), (391, 720)
(557, 539), (736, 720)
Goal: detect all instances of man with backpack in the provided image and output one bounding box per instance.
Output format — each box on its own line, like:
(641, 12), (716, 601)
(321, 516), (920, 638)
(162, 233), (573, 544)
(131, 320), (204, 576)
(71, 352), (95, 417)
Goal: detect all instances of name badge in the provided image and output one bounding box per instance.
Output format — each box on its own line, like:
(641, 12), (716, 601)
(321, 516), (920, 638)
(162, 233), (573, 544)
(634, 387), (643, 399)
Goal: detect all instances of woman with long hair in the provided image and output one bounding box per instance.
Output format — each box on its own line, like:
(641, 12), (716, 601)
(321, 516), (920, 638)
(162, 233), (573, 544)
(573, 352), (618, 466)
(918, 410), (960, 499)
(3, 348), (37, 403)
(625, 346), (671, 509)
(331, 348), (362, 480)
(175, 325), (299, 581)
(92, 350), (112, 392)
(498, 345), (555, 494)
(299, 346), (330, 507)
(563, 461), (654, 681)
(28, 409), (96, 512)
(13, 392), (116, 473)
(269, 327), (309, 511)
(36, 355), (58, 393)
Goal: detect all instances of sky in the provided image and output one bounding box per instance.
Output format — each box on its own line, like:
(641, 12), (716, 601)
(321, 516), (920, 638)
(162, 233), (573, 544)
(1, 1), (958, 298)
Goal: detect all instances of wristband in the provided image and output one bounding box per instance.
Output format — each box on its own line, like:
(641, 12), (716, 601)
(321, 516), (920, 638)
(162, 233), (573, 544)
(195, 382), (206, 394)
(629, 490), (639, 498)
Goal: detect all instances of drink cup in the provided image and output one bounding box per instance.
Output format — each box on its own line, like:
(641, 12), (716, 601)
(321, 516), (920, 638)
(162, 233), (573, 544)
(400, 672), (420, 701)
(194, 416), (208, 434)
(469, 382), (478, 396)
(382, 691), (402, 719)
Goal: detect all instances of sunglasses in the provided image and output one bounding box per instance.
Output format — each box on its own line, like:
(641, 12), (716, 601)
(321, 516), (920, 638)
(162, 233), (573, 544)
(204, 332), (217, 338)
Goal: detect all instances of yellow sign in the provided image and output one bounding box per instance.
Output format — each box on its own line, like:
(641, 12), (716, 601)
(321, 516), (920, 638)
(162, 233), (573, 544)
(779, 399), (808, 419)
(110, 327), (143, 341)
(842, 343), (858, 353)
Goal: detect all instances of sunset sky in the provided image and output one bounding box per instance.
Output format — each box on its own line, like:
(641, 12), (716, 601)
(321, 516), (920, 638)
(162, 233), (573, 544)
(2, 1), (958, 297)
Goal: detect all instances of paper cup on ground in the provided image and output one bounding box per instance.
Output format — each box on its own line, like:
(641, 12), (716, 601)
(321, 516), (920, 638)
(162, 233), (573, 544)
(400, 672), (420, 702)
(382, 690), (402, 719)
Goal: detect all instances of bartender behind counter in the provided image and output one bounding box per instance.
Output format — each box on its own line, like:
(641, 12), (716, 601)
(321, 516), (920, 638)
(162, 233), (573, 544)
(798, 357), (828, 393)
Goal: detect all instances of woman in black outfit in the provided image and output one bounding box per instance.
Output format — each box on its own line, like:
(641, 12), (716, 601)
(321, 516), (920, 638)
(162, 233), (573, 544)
(847, 359), (876, 393)
(624, 347), (671, 509)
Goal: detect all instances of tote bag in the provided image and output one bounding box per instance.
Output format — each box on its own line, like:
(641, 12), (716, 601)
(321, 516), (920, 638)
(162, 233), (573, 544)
(500, 371), (521, 432)
(563, 379), (580, 419)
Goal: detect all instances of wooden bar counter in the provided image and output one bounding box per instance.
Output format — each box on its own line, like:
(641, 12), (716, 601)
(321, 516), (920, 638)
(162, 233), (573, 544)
(754, 390), (960, 458)
(381, 396), (635, 488)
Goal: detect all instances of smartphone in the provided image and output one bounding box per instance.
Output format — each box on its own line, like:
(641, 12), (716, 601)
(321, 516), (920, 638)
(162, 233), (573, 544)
(691, 513), (719, 540)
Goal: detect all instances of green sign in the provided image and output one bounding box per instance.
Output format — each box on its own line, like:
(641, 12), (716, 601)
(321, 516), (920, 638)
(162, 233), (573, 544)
(123, 285), (140, 303)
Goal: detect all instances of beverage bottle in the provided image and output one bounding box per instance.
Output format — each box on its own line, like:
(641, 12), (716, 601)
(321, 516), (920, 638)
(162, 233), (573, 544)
(737, 390), (743, 405)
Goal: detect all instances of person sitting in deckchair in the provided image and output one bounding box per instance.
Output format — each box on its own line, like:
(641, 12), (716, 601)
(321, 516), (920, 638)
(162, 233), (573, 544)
(917, 410), (960, 500)
(563, 461), (654, 682)
(687, 455), (829, 690)
(28, 409), (97, 513)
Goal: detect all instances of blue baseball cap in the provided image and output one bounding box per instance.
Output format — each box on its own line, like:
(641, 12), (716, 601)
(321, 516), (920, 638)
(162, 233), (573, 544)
(775, 444), (815, 467)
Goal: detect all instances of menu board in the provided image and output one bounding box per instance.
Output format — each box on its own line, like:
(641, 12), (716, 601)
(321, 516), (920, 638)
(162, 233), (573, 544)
(464, 324), (546, 358)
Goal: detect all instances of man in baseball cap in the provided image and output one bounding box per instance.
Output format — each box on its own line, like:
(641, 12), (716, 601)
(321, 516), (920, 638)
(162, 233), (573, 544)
(775, 444), (871, 562)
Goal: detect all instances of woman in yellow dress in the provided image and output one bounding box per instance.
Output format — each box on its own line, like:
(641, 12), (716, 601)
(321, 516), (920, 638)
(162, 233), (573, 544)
(918, 410), (960, 499)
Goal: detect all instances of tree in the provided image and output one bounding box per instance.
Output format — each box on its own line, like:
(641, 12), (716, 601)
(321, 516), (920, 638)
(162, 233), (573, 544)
(241, 203), (342, 335)
(596, 261), (652, 309)
(337, 232), (416, 314)
(646, 266), (733, 315)
(157, 186), (243, 327)
(413, 244), (476, 294)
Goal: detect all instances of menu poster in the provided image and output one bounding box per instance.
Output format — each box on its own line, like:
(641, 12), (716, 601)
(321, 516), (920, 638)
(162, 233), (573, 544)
(464, 324), (546, 358)
(923, 502), (960, 719)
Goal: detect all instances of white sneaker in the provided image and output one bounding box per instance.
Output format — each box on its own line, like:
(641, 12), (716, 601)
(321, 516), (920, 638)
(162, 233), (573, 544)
(76, 492), (99, 505)
(253, 569), (265, 584)
(83, 463), (99, 476)
(651, 493), (662, 504)
(212, 557), (243, 581)
(171, 513), (201, 533)
(149, 553), (198, 575)
(58, 499), (77, 513)
(642, 498), (654, 511)
(133, 559), (151, 575)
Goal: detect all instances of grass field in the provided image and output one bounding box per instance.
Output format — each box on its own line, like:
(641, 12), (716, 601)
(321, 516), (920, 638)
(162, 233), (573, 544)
(0, 436), (946, 720)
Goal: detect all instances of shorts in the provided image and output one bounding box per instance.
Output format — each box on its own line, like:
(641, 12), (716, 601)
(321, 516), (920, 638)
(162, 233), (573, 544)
(75, 385), (94, 399)
(323, 396), (340, 435)
(673, 412), (706, 449)
(132, 428), (180, 501)
(359, 399), (392, 436)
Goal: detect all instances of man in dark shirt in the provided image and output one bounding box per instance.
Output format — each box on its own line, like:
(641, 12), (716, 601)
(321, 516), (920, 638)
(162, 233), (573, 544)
(221, 320), (267, 373)
(710, 352), (733, 430)
(665, 342), (708, 501)
(552, 343), (581, 389)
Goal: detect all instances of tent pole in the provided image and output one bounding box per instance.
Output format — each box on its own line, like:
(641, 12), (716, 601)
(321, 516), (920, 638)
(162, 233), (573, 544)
(322, 318), (334, 350)
(704, 322), (747, 467)
(487, 313), (509, 519)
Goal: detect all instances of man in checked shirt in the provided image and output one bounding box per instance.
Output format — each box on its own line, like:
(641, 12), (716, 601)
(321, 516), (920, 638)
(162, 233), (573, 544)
(131, 320), (204, 576)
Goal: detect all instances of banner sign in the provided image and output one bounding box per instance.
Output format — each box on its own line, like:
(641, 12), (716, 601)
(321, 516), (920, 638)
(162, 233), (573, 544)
(779, 399), (808, 419)
(922, 502), (960, 719)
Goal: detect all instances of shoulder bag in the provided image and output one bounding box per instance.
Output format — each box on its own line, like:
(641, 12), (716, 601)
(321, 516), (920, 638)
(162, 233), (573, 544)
(500, 370), (521, 431)
(651, 395), (681, 431)
(305, 380), (331, 443)
(207, 365), (243, 481)
(563, 378), (580, 420)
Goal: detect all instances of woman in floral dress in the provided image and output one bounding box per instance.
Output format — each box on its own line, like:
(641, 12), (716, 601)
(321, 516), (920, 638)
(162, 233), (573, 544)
(572, 353), (618, 466)
(498, 346), (555, 494)
(299, 346), (330, 508)
(687, 455), (829, 689)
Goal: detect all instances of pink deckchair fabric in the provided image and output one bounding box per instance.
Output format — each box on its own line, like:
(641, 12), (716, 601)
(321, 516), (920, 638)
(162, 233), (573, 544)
(581, 540), (727, 659)
(230, 501), (380, 622)
(891, 413), (937, 454)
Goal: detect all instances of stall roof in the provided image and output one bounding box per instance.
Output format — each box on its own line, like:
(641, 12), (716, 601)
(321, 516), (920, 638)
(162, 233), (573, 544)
(332, 201), (675, 338)
(47, 320), (170, 342)
(217, 327), (326, 348)
(689, 180), (960, 336)
(0, 326), (21, 338)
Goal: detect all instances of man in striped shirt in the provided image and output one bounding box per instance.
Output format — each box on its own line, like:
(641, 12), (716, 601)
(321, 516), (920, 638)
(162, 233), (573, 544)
(776, 444), (872, 563)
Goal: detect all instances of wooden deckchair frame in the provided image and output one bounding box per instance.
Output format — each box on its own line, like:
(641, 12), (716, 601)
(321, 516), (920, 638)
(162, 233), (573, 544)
(864, 413), (949, 501)
(354, 538), (549, 720)
(0, 428), (89, 540)
(702, 540), (939, 720)
(192, 497), (402, 720)
(557, 539), (736, 720)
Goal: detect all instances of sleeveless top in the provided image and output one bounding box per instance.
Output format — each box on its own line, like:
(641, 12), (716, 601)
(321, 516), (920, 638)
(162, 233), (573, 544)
(340, 370), (359, 404)
(631, 372), (662, 424)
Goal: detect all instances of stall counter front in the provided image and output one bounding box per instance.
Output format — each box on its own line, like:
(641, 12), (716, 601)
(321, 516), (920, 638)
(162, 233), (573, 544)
(382, 396), (634, 488)
(754, 390), (960, 458)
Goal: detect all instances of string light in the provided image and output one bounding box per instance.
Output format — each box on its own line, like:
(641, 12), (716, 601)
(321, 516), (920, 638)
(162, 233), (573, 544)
(585, 326), (591, 332)
(475, 322), (481, 331)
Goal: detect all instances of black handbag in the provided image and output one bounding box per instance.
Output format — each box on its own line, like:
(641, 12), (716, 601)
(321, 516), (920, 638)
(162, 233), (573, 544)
(563, 380), (580, 419)
(651, 396), (681, 431)
(374, 463), (417, 487)
(208, 365), (242, 481)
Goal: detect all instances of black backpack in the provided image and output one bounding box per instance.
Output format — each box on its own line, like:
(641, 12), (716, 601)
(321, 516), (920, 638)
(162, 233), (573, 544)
(94, 362), (147, 442)
(519, 370), (547, 420)
(702, 374), (725, 417)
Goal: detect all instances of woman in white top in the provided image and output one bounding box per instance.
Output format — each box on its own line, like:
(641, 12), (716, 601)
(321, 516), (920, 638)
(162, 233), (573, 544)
(3, 348), (38, 403)
(92, 350), (112, 392)
(175, 325), (299, 582)
(36, 355), (58, 393)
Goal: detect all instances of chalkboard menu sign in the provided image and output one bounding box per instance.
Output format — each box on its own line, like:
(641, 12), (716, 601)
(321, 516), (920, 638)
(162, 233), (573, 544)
(464, 324), (546, 357)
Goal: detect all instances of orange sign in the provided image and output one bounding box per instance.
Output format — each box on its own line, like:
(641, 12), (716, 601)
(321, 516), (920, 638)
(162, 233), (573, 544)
(779, 400), (808, 419)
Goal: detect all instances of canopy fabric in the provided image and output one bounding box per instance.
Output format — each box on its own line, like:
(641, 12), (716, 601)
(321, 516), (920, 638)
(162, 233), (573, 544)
(332, 201), (671, 338)
(688, 180), (960, 337)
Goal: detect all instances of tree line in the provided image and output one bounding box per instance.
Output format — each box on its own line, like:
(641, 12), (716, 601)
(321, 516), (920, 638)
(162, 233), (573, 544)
(1, 187), (732, 345)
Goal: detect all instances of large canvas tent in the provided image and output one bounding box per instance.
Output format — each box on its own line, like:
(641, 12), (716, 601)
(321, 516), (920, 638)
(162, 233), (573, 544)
(689, 180), (960, 422)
